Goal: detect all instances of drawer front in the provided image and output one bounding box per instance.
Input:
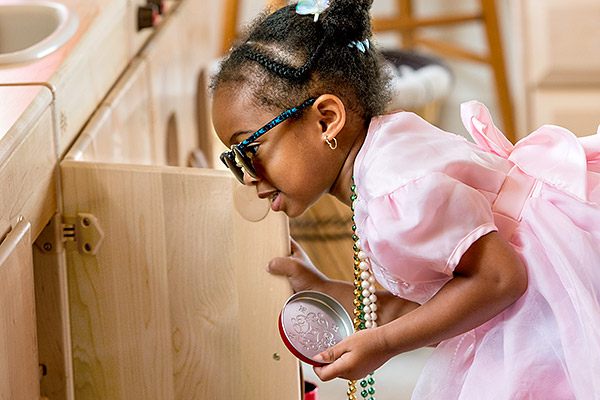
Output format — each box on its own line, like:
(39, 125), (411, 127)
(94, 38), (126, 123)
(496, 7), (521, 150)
(0, 105), (56, 240)
(525, 0), (600, 85)
(530, 88), (600, 136)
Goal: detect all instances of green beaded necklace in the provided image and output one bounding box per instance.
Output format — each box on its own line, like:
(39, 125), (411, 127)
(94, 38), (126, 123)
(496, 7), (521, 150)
(347, 178), (377, 400)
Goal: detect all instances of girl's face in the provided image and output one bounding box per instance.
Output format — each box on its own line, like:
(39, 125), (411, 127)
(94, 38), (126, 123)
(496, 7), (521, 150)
(212, 86), (341, 218)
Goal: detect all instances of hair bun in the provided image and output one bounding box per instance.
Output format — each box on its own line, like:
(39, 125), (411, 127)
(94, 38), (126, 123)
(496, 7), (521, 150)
(320, 0), (373, 43)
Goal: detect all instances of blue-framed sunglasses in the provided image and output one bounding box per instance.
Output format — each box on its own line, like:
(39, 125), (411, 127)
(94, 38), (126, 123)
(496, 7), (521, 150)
(220, 97), (317, 184)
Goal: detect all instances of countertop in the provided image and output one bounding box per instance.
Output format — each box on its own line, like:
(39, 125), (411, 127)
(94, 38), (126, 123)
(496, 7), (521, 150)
(0, 0), (104, 140)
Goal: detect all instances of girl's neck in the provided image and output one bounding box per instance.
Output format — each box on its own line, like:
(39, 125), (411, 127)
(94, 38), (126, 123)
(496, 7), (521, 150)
(329, 118), (369, 206)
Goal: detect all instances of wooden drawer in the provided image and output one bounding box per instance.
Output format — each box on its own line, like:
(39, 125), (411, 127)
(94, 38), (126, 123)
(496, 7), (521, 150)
(530, 88), (600, 136)
(524, 0), (600, 85)
(0, 87), (56, 240)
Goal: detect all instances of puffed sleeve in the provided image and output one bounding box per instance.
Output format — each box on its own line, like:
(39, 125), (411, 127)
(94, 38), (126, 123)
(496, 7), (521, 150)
(356, 172), (497, 303)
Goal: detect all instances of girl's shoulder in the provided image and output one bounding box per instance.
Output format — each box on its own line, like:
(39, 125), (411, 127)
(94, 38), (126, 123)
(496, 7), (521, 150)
(355, 111), (482, 199)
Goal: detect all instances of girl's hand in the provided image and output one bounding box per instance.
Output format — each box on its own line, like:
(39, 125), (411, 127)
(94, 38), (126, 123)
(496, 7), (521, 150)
(313, 328), (390, 381)
(267, 238), (330, 293)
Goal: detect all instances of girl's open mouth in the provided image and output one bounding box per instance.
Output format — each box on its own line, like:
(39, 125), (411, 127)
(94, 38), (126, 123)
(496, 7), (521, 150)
(268, 190), (282, 211)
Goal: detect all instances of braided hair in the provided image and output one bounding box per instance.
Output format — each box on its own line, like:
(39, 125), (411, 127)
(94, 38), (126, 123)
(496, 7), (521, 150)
(211, 0), (391, 124)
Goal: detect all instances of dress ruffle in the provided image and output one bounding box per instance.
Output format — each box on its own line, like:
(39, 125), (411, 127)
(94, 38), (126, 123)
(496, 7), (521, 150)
(461, 100), (600, 204)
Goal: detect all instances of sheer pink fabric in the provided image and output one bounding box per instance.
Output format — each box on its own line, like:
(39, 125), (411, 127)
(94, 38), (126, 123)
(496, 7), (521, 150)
(353, 102), (600, 399)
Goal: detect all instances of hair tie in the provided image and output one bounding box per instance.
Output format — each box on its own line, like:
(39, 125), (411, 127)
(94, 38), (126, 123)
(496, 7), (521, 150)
(296, 0), (331, 22)
(348, 38), (370, 53)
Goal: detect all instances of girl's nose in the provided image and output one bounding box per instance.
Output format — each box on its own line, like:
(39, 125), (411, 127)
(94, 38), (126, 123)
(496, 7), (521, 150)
(243, 170), (260, 186)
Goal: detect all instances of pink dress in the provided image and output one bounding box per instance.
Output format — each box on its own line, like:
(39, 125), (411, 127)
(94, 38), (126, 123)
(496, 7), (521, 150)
(353, 101), (600, 399)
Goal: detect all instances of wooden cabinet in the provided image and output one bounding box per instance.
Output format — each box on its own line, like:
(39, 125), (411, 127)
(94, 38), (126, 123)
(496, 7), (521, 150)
(139, 0), (223, 168)
(0, 220), (40, 400)
(51, 0), (132, 157)
(59, 48), (301, 397)
(70, 58), (155, 165)
(140, 8), (192, 167)
(2, 1), (298, 398)
(126, 0), (158, 59)
(59, 161), (300, 399)
(51, 12), (301, 397)
(513, 0), (600, 137)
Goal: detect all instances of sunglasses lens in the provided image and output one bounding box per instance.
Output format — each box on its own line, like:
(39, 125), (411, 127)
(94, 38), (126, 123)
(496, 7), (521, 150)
(220, 152), (245, 184)
(233, 147), (257, 179)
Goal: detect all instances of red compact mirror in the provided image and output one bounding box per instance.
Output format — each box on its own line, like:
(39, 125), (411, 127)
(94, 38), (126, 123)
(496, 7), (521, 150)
(278, 291), (354, 366)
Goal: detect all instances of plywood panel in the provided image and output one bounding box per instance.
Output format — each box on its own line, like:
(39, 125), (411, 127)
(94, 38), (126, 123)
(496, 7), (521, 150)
(61, 161), (174, 400)
(61, 161), (301, 399)
(162, 170), (242, 399)
(162, 169), (299, 399)
(231, 182), (302, 399)
(0, 220), (40, 400)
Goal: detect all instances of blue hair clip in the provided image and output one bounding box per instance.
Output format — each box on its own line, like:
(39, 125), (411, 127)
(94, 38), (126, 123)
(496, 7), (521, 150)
(296, 0), (331, 22)
(348, 38), (370, 53)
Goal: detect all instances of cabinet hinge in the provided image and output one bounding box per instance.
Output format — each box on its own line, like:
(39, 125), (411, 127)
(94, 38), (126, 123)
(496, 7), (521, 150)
(35, 212), (104, 255)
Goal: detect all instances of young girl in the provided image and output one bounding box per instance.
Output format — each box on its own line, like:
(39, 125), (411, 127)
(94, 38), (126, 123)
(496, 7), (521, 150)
(210, 0), (600, 398)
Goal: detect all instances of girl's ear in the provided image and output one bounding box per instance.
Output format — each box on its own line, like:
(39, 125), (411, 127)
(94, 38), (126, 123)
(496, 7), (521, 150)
(313, 94), (346, 143)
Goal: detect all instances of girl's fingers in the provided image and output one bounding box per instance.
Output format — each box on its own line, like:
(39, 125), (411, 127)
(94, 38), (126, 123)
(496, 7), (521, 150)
(268, 237), (308, 276)
(290, 237), (301, 253)
(312, 345), (347, 381)
(266, 256), (294, 276)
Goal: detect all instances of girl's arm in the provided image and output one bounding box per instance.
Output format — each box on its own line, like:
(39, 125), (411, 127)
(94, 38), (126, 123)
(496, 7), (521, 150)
(313, 231), (528, 381)
(267, 238), (420, 325)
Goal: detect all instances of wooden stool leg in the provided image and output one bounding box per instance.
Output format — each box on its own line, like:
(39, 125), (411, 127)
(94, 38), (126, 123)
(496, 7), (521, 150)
(221, 0), (240, 54)
(269, 0), (287, 8)
(480, 0), (515, 141)
(221, 0), (287, 55)
(397, 0), (416, 48)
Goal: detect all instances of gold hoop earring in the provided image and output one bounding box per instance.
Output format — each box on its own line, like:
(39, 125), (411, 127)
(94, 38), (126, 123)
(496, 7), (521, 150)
(326, 137), (338, 150)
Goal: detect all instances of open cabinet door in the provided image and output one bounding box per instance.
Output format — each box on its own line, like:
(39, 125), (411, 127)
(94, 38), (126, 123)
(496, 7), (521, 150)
(61, 161), (301, 399)
(0, 220), (40, 400)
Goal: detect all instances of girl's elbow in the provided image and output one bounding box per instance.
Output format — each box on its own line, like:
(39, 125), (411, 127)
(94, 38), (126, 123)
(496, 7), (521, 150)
(515, 262), (528, 299)
(503, 257), (528, 304)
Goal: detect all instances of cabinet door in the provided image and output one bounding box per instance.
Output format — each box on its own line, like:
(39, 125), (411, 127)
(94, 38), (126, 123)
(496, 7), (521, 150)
(524, 0), (600, 85)
(61, 161), (301, 400)
(0, 220), (40, 400)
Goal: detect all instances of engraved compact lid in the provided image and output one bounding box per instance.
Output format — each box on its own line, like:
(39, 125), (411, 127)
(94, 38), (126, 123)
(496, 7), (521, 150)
(278, 291), (354, 366)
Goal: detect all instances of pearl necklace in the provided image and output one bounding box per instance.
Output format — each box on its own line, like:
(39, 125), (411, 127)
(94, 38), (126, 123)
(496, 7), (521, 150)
(347, 179), (377, 400)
